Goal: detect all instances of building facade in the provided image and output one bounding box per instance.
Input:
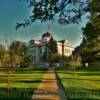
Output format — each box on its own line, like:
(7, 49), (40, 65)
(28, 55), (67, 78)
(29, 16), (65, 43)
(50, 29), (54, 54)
(57, 40), (74, 57)
(27, 39), (47, 63)
(27, 32), (74, 63)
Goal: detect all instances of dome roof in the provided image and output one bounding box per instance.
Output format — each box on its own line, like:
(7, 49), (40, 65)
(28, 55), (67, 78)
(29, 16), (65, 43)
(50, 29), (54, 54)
(42, 32), (53, 39)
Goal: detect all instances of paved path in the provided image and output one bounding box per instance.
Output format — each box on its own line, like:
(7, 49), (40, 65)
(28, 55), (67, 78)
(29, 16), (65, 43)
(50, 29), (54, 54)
(32, 68), (61, 100)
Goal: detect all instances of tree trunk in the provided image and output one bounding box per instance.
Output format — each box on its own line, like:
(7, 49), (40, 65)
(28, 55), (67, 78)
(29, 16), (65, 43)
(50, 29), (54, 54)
(7, 70), (10, 90)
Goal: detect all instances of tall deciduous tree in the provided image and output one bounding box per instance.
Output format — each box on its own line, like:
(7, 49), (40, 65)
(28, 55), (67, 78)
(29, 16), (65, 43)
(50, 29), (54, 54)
(9, 41), (28, 67)
(9, 41), (27, 56)
(80, 0), (100, 66)
(16, 0), (92, 29)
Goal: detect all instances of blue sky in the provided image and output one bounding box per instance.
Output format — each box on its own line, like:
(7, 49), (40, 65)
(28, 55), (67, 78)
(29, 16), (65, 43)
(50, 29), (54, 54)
(0, 0), (89, 47)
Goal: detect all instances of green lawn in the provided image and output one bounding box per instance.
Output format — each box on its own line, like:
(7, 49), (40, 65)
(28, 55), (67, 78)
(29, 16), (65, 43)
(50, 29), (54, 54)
(56, 67), (100, 100)
(0, 67), (48, 100)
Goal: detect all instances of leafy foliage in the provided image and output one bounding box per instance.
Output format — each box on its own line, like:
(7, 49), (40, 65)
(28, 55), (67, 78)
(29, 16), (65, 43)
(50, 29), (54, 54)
(42, 32), (58, 63)
(67, 46), (82, 67)
(9, 41), (27, 56)
(79, 0), (100, 65)
(16, 0), (92, 29)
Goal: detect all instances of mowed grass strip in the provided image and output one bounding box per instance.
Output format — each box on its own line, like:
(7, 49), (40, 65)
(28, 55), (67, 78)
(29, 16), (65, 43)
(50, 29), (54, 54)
(0, 73), (43, 88)
(0, 67), (48, 99)
(56, 67), (100, 100)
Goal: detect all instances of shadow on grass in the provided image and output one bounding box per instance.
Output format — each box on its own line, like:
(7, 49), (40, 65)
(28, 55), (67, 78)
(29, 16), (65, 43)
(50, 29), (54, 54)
(15, 67), (49, 72)
(16, 78), (57, 83)
(0, 78), (43, 83)
(0, 88), (36, 100)
(77, 72), (100, 76)
(57, 71), (100, 76)
(65, 89), (100, 100)
(61, 77), (100, 82)
(16, 80), (42, 83)
(56, 66), (100, 72)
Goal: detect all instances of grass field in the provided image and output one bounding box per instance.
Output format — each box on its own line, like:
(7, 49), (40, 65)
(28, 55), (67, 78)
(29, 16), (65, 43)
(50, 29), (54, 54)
(0, 67), (48, 100)
(56, 67), (100, 100)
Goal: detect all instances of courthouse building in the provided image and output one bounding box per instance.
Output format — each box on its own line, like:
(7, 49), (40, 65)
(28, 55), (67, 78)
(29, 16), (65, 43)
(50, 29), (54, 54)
(27, 32), (74, 63)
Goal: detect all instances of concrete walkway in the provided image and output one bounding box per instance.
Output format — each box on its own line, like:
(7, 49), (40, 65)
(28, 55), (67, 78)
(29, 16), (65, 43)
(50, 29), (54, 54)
(32, 68), (61, 100)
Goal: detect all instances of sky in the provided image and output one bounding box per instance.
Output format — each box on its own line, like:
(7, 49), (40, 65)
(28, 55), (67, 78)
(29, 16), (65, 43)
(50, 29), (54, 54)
(0, 0), (89, 47)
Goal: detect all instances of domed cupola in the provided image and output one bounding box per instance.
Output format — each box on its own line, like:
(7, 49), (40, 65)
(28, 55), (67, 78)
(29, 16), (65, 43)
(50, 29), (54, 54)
(42, 32), (53, 41)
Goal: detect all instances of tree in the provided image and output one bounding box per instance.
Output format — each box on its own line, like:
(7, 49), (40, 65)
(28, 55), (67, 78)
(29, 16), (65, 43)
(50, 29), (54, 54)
(1, 52), (11, 89)
(81, 23), (100, 65)
(79, 0), (100, 66)
(69, 46), (82, 67)
(0, 41), (29, 89)
(0, 44), (7, 67)
(9, 41), (27, 56)
(0, 44), (13, 89)
(9, 41), (28, 67)
(9, 40), (34, 67)
(47, 38), (57, 54)
(42, 32), (58, 63)
(16, 0), (92, 29)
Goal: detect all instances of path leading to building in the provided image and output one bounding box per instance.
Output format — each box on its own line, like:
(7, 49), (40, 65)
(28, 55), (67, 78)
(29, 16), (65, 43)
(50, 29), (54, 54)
(32, 68), (61, 100)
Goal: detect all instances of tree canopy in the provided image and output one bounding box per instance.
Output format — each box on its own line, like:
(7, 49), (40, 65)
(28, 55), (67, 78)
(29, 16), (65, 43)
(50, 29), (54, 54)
(76, 0), (100, 65)
(42, 32), (58, 63)
(16, 0), (93, 30)
(66, 0), (100, 66)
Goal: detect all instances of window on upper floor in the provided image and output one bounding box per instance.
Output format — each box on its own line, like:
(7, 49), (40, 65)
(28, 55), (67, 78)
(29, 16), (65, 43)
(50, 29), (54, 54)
(65, 48), (70, 54)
